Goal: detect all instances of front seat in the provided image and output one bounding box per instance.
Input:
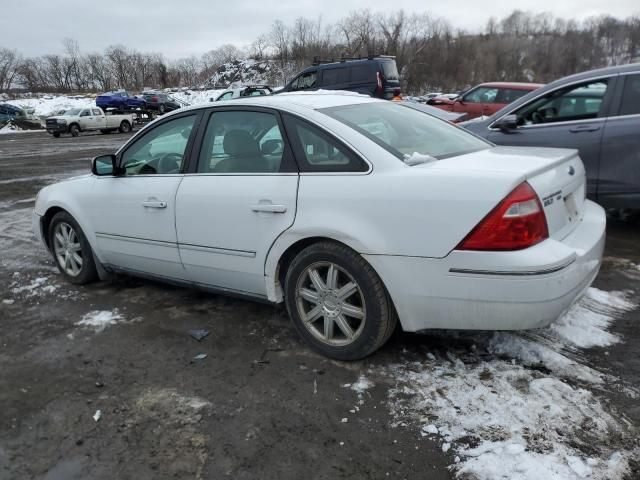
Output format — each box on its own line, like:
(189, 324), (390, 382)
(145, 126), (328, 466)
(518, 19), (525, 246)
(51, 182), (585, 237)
(214, 129), (270, 173)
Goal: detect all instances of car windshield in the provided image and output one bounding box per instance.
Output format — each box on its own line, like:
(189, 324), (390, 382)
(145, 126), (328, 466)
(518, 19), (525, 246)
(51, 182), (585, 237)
(381, 61), (399, 81)
(320, 102), (490, 162)
(65, 109), (81, 116)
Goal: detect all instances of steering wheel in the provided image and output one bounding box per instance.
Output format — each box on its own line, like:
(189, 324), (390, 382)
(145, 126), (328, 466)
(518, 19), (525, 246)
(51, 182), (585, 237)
(531, 111), (544, 124)
(157, 153), (183, 174)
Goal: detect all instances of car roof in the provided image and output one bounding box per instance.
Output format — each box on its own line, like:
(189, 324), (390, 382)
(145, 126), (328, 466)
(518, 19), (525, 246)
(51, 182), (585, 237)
(175, 92), (380, 116)
(478, 82), (544, 89)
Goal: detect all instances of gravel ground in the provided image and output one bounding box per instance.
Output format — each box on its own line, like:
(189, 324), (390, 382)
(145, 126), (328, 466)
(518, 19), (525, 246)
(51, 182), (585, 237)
(0, 131), (638, 480)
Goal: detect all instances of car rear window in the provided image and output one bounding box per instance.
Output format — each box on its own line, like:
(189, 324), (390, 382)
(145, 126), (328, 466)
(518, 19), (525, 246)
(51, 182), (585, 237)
(380, 61), (399, 81)
(320, 102), (490, 162)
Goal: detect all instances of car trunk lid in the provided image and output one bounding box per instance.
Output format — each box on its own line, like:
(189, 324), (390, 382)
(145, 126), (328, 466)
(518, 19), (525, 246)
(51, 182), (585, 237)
(424, 146), (586, 240)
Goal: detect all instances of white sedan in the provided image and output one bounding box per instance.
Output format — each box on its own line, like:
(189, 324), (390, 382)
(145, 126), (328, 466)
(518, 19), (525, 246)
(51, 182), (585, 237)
(32, 93), (606, 360)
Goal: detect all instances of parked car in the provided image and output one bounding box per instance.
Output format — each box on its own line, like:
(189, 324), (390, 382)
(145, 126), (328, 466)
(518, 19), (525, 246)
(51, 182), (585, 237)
(45, 107), (134, 137)
(0, 103), (26, 124)
(431, 82), (543, 119)
(277, 56), (401, 99)
(96, 90), (146, 111)
(212, 85), (273, 102)
(140, 92), (182, 113)
(462, 63), (640, 210)
(32, 94), (604, 360)
(0, 103), (42, 130)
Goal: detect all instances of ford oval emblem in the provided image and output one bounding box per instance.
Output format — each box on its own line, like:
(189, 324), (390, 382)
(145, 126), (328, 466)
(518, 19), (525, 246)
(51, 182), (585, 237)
(568, 165), (575, 176)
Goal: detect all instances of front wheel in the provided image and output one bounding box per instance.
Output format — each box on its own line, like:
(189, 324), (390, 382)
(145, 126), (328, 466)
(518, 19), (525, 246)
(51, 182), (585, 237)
(284, 241), (397, 360)
(48, 211), (98, 285)
(119, 121), (131, 133)
(69, 124), (80, 137)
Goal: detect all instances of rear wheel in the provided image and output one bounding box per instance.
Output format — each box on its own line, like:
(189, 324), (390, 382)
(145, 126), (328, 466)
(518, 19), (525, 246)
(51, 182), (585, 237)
(48, 211), (98, 285)
(119, 121), (131, 133)
(69, 124), (80, 137)
(284, 241), (397, 360)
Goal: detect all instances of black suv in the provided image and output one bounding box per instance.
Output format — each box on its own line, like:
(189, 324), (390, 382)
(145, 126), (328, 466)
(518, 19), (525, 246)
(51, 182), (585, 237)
(278, 56), (401, 99)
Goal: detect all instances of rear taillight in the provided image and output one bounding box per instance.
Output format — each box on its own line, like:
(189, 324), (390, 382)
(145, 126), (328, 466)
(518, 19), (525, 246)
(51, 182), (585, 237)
(457, 182), (548, 251)
(152, 96), (158, 102)
(375, 71), (383, 96)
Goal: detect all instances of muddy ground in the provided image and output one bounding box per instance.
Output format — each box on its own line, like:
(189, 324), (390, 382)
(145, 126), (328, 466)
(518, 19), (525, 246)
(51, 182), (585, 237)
(0, 131), (638, 480)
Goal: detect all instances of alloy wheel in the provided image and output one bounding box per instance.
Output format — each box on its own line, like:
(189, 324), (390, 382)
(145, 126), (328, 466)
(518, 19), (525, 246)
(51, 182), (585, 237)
(53, 222), (83, 276)
(295, 262), (366, 346)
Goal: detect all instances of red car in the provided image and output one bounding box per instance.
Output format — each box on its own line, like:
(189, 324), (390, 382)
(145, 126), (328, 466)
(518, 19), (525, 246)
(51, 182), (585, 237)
(430, 82), (543, 120)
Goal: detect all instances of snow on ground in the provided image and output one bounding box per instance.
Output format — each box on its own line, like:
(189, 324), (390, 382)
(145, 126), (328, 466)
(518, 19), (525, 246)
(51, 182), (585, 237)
(384, 286), (639, 480)
(169, 89), (225, 106)
(6, 96), (95, 117)
(76, 309), (126, 332)
(0, 123), (44, 135)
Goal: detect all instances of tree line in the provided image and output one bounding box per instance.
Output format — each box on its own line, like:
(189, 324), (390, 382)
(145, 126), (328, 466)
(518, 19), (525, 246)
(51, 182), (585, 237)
(1, 9), (639, 95)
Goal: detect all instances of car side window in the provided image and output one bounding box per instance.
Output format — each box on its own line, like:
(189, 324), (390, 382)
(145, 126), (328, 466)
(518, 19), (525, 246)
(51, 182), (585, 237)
(290, 71), (317, 91)
(350, 65), (371, 83)
(464, 87), (499, 103)
(120, 114), (196, 176)
(496, 88), (530, 104)
(619, 74), (640, 116)
(284, 115), (368, 173)
(515, 80), (609, 125)
(217, 92), (234, 101)
(80, 110), (90, 117)
(197, 110), (285, 174)
(92, 109), (101, 116)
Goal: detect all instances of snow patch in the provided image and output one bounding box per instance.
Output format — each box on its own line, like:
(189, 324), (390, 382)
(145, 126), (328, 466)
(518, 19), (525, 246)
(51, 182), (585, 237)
(76, 309), (125, 332)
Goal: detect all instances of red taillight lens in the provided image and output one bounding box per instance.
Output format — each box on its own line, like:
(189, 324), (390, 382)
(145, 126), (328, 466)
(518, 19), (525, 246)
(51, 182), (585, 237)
(457, 182), (548, 251)
(152, 96), (158, 102)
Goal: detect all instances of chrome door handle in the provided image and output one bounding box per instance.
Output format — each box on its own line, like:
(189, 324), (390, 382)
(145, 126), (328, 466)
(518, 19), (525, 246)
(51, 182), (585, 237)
(251, 204), (287, 213)
(142, 200), (167, 208)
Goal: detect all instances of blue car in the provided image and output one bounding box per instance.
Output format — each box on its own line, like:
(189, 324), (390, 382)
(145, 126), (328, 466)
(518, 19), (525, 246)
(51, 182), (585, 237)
(96, 90), (146, 111)
(0, 103), (25, 123)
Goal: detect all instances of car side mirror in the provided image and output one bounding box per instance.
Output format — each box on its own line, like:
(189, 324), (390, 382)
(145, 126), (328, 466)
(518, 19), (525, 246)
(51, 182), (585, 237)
(494, 114), (519, 133)
(91, 154), (117, 176)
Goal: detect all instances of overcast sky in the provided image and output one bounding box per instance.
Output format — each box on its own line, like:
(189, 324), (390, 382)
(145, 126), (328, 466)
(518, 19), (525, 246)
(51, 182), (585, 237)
(2, 0), (638, 59)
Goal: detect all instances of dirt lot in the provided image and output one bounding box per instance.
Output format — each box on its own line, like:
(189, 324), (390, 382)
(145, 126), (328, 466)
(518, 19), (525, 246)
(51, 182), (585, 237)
(1, 131), (639, 480)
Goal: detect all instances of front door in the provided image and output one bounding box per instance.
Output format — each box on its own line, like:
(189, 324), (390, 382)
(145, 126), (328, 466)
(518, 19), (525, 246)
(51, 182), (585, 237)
(455, 86), (499, 119)
(88, 112), (199, 279)
(598, 73), (640, 207)
(488, 78), (615, 199)
(175, 108), (298, 296)
(78, 109), (97, 130)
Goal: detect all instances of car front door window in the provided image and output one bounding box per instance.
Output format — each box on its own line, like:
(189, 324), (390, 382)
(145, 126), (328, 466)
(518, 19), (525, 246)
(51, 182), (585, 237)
(464, 87), (498, 103)
(515, 80), (609, 125)
(120, 114), (196, 175)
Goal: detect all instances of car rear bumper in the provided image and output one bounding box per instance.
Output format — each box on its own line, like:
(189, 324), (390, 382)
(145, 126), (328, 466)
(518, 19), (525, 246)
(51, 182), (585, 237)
(364, 200), (606, 332)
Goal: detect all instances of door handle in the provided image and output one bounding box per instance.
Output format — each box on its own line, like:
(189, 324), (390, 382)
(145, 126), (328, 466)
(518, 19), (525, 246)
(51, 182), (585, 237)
(142, 200), (167, 209)
(251, 204), (287, 213)
(569, 125), (600, 133)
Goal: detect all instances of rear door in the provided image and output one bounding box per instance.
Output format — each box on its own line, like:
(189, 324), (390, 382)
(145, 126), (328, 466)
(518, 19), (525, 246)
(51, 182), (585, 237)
(320, 66), (349, 91)
(598, 72), (640, 207)
(175, 107), (298, 297)
(487, 77), (617, 200)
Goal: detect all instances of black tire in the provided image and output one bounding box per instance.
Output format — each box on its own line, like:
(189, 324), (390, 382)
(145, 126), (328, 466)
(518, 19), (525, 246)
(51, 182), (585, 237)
(69, 124), (80, 137)
(119, 121), (131, 133)
(48, 211), (99, 285)
(53, 132), (61, 138)
(284, 241), (397, 360)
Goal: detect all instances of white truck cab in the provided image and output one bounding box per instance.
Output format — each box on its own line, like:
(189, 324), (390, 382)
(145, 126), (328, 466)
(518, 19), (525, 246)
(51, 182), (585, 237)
(45, 107), (134, 138)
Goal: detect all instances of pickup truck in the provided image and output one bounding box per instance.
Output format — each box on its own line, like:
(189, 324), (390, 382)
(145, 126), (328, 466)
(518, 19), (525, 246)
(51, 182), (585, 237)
(45, 107), (134, 138)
